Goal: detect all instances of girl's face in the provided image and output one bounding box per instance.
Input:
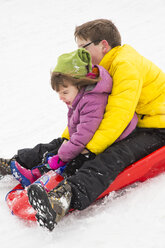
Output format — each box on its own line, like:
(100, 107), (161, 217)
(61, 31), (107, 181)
(58, 81), (79, 107)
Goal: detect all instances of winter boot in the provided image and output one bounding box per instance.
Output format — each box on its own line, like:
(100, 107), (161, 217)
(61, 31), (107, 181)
(0, 158), (12, 177)
(10, 160), (42, 187)
(27, 181), (72, 231)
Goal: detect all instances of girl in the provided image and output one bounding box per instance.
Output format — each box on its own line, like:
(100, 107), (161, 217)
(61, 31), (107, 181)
(26, 48), (137, 231)
(0, 48), (137, 187)
(45, 48), (114, 170)
(0, 48), (114, 184)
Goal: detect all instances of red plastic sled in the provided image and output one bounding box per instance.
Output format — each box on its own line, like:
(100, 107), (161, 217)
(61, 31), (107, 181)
(6, 146), (165, 222)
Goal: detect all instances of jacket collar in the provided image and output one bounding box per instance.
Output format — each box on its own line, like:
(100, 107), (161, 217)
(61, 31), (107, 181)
(69, 88), (85, 110)
(99, 46), (121, 71)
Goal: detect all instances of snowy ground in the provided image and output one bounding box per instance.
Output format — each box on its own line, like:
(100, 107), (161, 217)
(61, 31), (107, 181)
(0, 0), (165, 247)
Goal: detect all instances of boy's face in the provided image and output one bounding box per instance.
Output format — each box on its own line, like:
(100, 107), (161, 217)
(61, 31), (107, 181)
(58, 82), (79, 107)
(76, 37), (105, 65)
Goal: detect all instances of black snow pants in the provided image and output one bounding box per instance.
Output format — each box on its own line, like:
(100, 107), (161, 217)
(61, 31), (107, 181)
(16, 128), (165, 211)
(16, 137), (64, 169)
(66, 128), (165, 210)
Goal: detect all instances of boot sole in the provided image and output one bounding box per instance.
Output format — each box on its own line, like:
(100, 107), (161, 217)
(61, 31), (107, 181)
(27, 184), (57, 231)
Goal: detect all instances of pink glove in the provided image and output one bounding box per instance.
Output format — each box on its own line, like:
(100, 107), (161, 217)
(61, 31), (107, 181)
(48, 155), (66, 170)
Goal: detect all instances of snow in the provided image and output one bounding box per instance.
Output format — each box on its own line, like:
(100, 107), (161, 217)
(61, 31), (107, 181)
(0, 0), (165, 247)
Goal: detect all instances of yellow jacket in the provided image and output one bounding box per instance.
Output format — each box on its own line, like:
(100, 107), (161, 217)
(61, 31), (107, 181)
(62, 45), (165, 154)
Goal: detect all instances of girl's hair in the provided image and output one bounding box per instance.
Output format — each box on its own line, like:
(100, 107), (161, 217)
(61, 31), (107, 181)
(74, 19), (121, 48)
(51, 68), (100, 92)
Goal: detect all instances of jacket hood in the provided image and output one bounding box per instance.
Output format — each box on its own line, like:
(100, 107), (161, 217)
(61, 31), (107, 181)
(85, 65), (112, 94)
(71, 65), (112, 110)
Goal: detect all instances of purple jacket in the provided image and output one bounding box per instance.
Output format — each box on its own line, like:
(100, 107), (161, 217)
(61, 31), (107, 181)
(58, 65), (138, 162)
(58, 65), (113, 161)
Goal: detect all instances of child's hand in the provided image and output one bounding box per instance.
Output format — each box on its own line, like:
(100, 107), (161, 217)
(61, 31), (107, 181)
(47, 155), (66, 170)
(63, 151), (96, 177)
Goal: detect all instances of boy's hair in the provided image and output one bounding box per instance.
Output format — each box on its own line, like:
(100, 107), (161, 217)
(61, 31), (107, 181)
(51, 71), (100, 92)
(74, 19), (121, 48)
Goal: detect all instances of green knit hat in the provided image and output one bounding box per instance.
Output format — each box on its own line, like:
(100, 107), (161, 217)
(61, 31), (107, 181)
(53, 48), (92, 78)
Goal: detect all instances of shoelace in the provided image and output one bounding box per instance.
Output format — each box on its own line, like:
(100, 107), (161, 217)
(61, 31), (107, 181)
(30, 163), (46, 179)
(48, 185), (68, 198)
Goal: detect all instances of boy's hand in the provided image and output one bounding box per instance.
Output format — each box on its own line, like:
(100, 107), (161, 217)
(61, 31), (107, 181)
(63, 151), (96, 177)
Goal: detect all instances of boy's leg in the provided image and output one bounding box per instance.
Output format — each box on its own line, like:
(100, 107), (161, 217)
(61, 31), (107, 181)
(27, 128), (165, 230)
(28, 181), (72, 231)
(67, 128), (165, 210)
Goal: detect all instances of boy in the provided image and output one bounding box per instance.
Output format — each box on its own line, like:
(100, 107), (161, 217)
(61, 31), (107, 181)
(28, 19), (164, 230)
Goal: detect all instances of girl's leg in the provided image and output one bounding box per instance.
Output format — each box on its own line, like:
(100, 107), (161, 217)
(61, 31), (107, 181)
(3, 137), (64, 186)
(0, 137), (63, 180)
(16, 137), (64, 169)
(67, 128), (165, 210)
